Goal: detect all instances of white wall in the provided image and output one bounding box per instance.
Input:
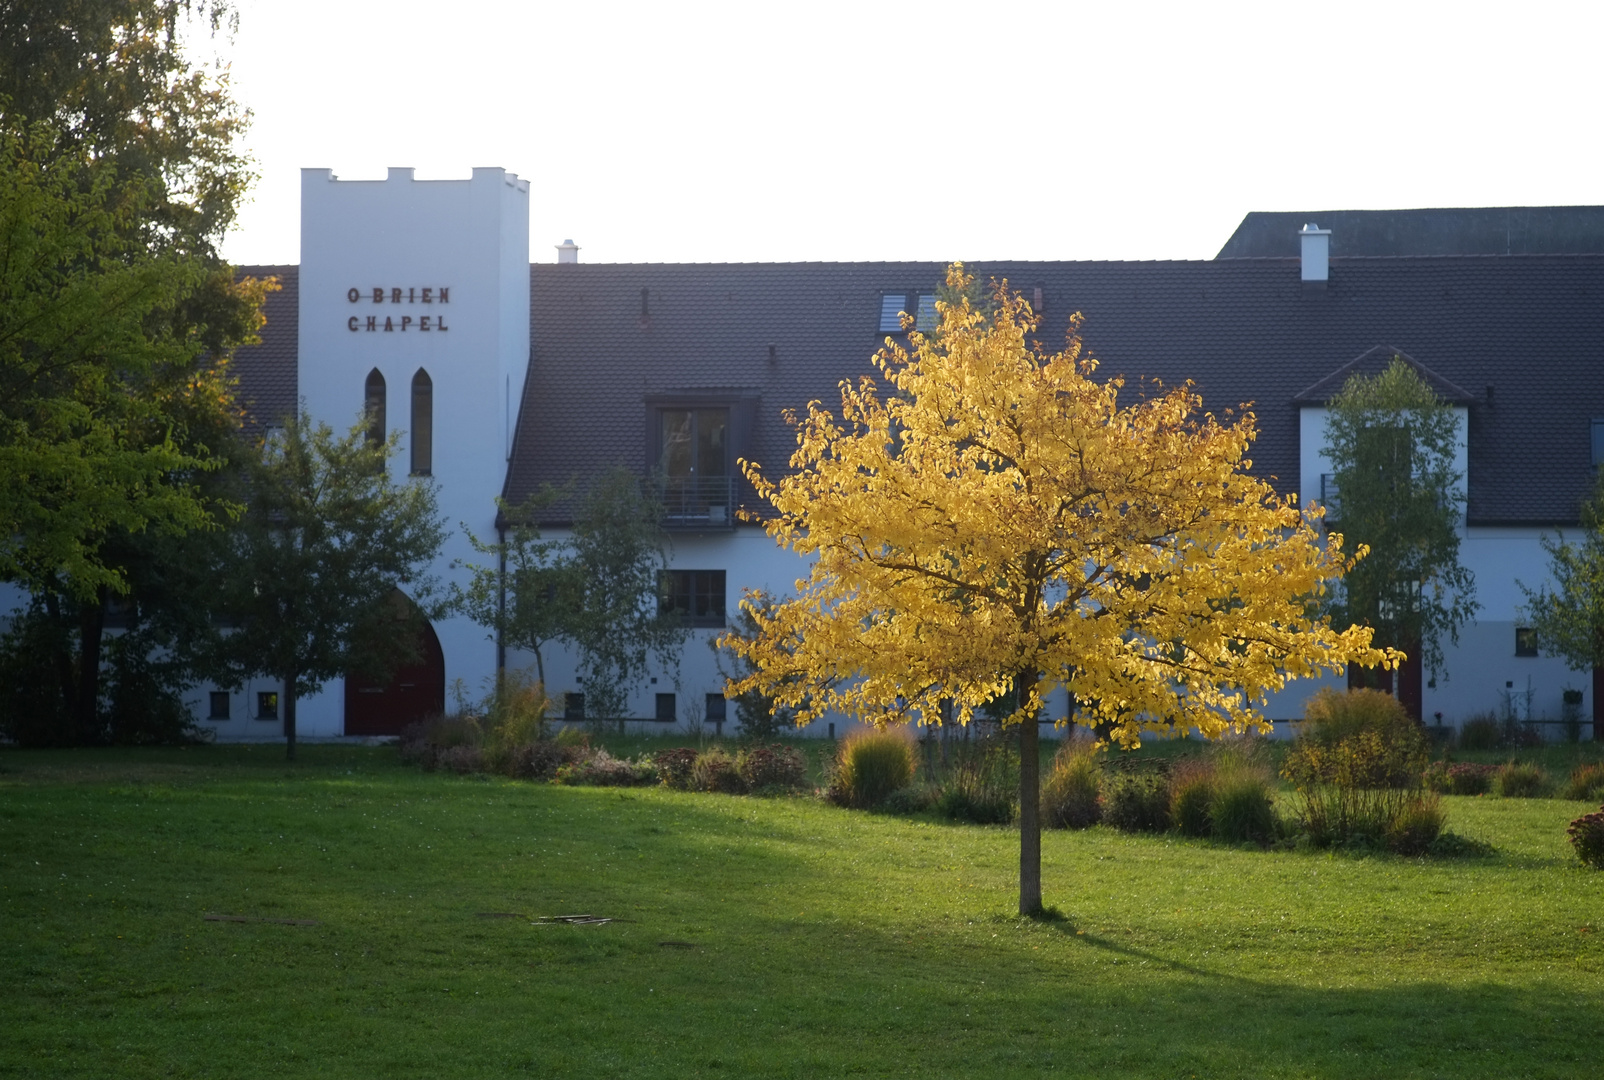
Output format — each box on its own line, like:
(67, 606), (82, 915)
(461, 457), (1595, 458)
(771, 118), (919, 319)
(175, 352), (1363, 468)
(216, 166), (530, 739)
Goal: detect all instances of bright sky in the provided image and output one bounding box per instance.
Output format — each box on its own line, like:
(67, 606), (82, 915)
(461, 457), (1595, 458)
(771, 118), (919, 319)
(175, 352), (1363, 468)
(213, 0), (1603, 268)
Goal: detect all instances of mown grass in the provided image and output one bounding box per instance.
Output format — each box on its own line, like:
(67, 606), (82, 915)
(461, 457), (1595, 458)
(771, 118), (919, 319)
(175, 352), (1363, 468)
(1, 743), (1601, 1079)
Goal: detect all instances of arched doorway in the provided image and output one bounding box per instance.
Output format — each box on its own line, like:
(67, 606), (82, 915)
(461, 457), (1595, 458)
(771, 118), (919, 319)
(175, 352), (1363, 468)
(344, 596), (446, 736)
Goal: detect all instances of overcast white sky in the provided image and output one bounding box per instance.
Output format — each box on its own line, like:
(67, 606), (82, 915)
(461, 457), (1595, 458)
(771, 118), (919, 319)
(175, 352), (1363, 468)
(212, 0), (1603, 267)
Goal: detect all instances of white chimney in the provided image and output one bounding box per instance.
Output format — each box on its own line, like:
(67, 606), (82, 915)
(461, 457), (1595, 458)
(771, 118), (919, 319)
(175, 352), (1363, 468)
(556, 238), (579, 265)
(1300, 223), (1331, 282)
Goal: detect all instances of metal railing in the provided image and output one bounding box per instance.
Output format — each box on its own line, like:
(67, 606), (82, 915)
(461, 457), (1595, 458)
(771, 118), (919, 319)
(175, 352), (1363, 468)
(656, 475), (737, 530)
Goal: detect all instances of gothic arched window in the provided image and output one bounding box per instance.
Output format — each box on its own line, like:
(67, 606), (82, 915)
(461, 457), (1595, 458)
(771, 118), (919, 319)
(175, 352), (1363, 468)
(411, 368), (433, 475)
(364, 368), (386, 447)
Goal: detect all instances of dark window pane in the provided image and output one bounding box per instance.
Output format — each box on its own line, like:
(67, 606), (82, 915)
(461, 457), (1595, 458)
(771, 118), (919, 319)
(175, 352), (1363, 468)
(364, 369), (386, 446)
(209, 692), (230, 720)
(661, 409), (694, 478)
(656, 693), (676, 722)
(1515, 627), (1538, 657)
(565, 692), (585, 720)
(696, 409), (728, 477)
(256, 692), (278, 720)
(411, 369), (433, 475)
(705, 693), (727, 722)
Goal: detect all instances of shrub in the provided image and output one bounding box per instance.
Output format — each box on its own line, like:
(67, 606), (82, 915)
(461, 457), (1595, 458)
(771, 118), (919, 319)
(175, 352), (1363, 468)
(881, 785), (938, 814)
(1494, 762), (1546, 798)
(1563, 763), (1604, 802)
(1103, 770), (1171, 833)
(1424, 760), (1497, 796)
(398, 713), (483, 770)
(1043, 739), (1103, 829)
(933, 732), (1016, 824)
(1567, 806), (1604, 868)
(437, 742), (486, 774)
(654, 748), (701, 791)
(553, 748), (655, 786)
(1458, 714), (1503, 751)
(736, 745), (808, 791)
(691, 747), (747, 794)
(1387, 794), (1447, 855)
(832, 727), (916, 809)
(1210, 769), (1278, 845)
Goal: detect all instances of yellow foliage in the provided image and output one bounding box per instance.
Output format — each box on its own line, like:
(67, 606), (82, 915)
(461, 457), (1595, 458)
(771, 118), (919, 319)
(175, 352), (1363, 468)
(723, 265), (1396, 747)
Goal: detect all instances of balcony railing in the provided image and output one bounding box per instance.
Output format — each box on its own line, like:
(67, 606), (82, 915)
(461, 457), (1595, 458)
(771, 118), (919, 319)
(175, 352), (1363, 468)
(656, 475), (737, 530)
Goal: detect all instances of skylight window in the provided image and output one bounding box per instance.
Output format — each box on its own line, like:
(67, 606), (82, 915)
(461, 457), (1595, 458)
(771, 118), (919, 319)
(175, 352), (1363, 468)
(1593, 418), (1604, 467)
(877, 291), (939, 334)
(877, 293), (908, 333)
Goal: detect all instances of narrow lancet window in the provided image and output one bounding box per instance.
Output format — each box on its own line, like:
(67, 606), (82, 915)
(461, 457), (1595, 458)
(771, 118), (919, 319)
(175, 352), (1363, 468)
(411, 368), (433, 475)
(364, 368), (386, 447)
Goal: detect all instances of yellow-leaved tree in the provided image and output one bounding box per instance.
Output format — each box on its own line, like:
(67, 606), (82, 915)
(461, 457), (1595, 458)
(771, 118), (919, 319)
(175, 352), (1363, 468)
(723, 265), (1395, 915)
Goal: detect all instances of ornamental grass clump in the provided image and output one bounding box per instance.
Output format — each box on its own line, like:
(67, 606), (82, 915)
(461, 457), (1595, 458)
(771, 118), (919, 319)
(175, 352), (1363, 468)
(935, 733), (1017, 825)
(1564, 763), (1604, 802)
(1209, 763), (1279, 845)
(1494, 761), (1547, 798)
(831, 727), (916, 809)
(1282, 688), (1439, 852)
(691, 746), (747, 794)
(1457, 714), (1503, 751)
(1102, 768), (1171, 833)
(1167, 759), (1216, 837)
(1042, 738), (1103, 829)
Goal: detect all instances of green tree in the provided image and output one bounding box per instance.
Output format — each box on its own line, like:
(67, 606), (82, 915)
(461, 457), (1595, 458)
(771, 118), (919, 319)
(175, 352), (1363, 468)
(1322, 359), (1478, 685)
(711, 590), (796, 740)
(566, 468), (689, 723)
(457, 467), (688, 725)
(213, 413), (447, 760)
(455, 487), (578, 687)
(0, 0), (254, 254)
(1520, 470), (1604, 708)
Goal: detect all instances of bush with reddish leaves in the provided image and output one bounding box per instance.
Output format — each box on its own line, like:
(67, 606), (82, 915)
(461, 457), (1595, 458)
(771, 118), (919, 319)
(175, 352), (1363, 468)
(1567, 806), (1604, 869)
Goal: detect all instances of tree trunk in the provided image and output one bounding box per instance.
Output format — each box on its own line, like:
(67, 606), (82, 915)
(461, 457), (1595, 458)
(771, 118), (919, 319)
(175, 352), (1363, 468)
(43, 590), (78, 744)
(74, 586), (108, 745)
(284, 668), (298, 761)
(1017, 669), (1043, 917)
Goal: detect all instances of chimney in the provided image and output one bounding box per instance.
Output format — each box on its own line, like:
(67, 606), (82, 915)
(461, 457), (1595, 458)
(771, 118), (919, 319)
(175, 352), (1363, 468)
(1299, 223), (1331, 282)
(555, 238), (579, 265)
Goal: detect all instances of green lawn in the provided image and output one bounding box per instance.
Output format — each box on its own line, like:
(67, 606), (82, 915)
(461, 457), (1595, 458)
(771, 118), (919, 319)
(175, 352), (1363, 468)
(2, 744), (1601, 1079)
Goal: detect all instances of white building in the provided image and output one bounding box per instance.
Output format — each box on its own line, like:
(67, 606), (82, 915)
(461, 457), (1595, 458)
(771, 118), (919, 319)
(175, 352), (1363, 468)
(196, 177), (1604, 740)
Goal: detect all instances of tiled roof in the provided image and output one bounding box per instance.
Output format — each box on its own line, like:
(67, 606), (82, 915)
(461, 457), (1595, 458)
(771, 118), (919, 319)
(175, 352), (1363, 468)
(1218, 208), (1604, 258)
(1292, 345), (1478, 405)
(509, 255), (1604, 526)
(231, 265), (298, 432)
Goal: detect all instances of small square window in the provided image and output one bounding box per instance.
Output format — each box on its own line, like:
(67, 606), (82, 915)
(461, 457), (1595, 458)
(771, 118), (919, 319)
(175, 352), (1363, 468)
(208, 692), (231, 721)
(660, 570), (727, 628)
(705, 694), (727, 723)
(255, 691), (278, 720)
(1515, 627), (1538, 657)
(564, 692), (585, 720)
(877, 292), (908, 333)
(656, 693), (676, 723)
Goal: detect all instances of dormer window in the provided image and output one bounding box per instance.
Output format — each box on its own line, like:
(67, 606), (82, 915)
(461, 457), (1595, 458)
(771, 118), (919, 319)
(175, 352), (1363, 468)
(657, 407), (731, 527)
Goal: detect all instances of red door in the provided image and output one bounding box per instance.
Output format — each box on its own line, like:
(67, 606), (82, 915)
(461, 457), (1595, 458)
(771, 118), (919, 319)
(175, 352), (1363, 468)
(344, 617), (446, 736)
